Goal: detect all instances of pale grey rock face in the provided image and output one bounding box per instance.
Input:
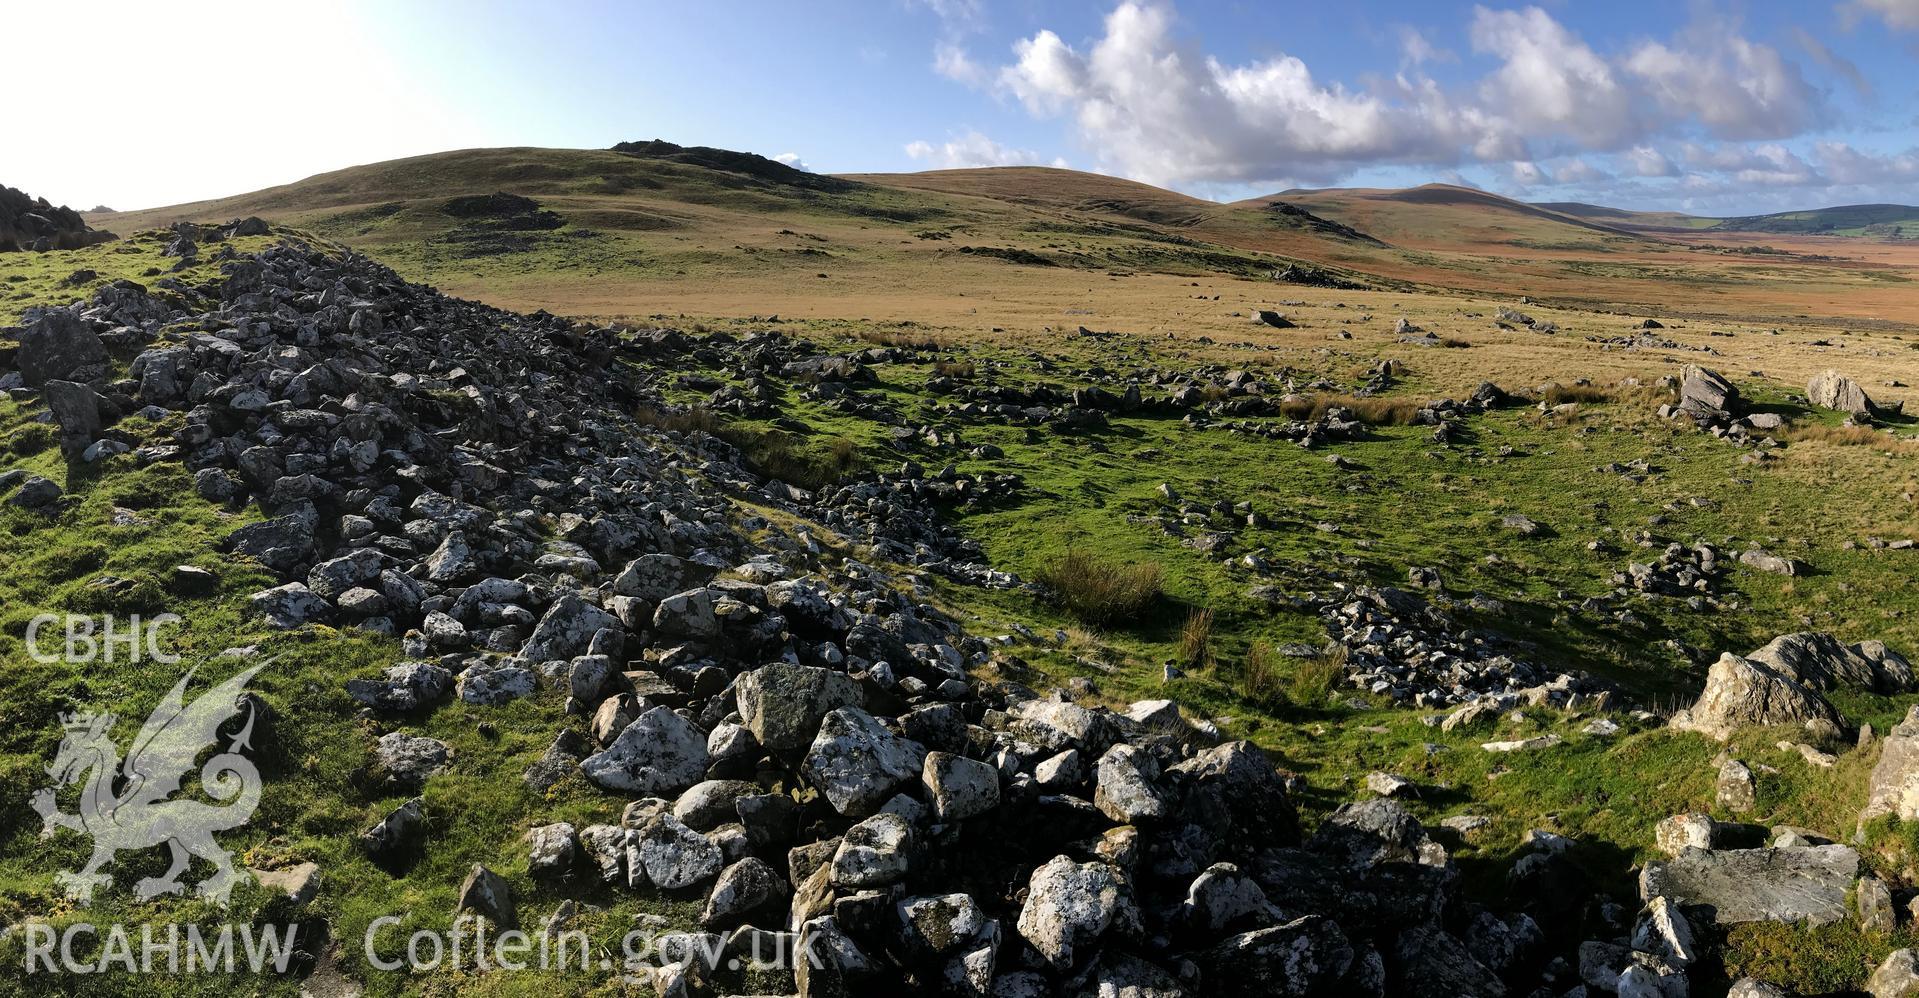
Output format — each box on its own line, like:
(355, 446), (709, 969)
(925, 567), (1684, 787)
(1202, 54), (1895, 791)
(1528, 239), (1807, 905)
(1864, 705), (1919, 826)
(922, 751), (1000, 823)
(1668, 653), (1845, 741)
(1638, 844), (1860, 926)
(633, 813), (722, 890)
(1807, 369), (1876, 417)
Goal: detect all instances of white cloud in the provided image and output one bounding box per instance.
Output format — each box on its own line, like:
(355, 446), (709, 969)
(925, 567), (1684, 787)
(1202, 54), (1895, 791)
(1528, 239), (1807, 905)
(772, 153), (812, 172)
(914, 0), (983, 31)
(1469, 6), (1634, 146)
(1624, 30), (1817, 140)
(1625, 145), (1680, 177)
(1814, 142), (1919, 184)
(904, 131), (1066, 169)
(1847, 0), (1919, 30)
(996, 3), (1487, 187)
(1695, 143), (1823, 185)
(1396, 26), (1453, 68)
(1508, 161), (1552, 188)
(980, 2), (1837, 194)
(933, 41), (989, 85)
(1553, 158), (1610, 184)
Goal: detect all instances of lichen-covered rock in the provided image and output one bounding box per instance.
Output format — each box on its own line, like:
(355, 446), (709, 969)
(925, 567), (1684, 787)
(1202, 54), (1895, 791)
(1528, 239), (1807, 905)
(581, 706), (709, 796)
(1015, 856), (1138, 969)
(802, 707), (925, 817)
(1668, 653), (1845, 741)
(735, 663), (862, 753)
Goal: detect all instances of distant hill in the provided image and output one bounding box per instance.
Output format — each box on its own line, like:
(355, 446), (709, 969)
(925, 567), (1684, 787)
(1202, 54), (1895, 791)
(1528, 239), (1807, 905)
(845, 166), (1220, 228)
(1240, 184), (1655, 252)
(1535, 200), (1919, 238)
(1708, 203), (1919, 237)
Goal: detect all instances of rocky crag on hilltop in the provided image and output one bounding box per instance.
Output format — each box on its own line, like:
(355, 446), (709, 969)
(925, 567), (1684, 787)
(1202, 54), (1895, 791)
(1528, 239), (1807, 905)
(5, 229), (1919, 996)
(0, 184), (116, 252)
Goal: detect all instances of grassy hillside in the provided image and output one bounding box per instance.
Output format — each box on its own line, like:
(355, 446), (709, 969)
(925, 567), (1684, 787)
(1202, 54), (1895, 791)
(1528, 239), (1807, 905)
(1711, 204), (1919, 237)
(85, 148), (1919, 331)
(1538, 201), (1919, 239)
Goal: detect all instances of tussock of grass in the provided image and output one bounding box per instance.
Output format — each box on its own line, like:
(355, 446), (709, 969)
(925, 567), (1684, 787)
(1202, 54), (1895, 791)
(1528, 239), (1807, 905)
(1289, 646), (1345, 708)
(1034, 550), (1162, 628)
(1278, 393), (1422, 425)
(1539, 382), (1615, 405)
(1239, 639), (1284, 707)
(853, 327), (956, 350)
(932, 359), (977, 379)
(1781, 422), (1919, 452)
(635, 404), (724, 435)
(1178, 607), (1214, 669)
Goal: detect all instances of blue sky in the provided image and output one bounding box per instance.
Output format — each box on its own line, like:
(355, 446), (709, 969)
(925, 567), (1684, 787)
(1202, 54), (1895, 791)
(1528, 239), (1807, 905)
(10, 0), (1919, 214)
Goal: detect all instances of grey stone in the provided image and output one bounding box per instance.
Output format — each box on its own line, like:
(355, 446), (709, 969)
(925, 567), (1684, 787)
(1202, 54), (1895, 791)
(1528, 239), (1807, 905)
(582, 706), (709, 796)
(802, 707), (925, 817)
(1015, 856), (1137, 969)
(1639, 844), (1859, 926)
(1668, 653), (1845, 741)
(735, 663), (862, 754)
(455, 864), (516, 927)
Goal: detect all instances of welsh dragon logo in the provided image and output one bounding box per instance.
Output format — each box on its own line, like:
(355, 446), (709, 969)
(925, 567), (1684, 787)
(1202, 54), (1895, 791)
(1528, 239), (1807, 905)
(30, 664), (266, 905)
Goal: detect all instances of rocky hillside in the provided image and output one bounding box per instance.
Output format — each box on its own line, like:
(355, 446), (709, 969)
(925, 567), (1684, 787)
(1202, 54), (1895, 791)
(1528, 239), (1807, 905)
(5, 227), (1919, 996)
(0, 185), (116, 253)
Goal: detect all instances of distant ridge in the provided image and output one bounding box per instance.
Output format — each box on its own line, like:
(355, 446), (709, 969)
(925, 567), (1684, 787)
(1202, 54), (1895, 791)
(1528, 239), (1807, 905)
(610, 139), (857, 193)
(1536, 200), (1919, 237)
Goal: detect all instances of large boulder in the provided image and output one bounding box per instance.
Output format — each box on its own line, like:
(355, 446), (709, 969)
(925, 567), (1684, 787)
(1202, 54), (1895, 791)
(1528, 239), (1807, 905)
(1200, 914), (1355, 997)
(1807, 369), (1876, 418)
(1638, 844), (1859, 926)
(632, 813), (723, 890)
(520, 591), (617, 662)
(1667, 653), (1845, 741)
(734, 663), (862, 754)
(1862, 705), (1919, 826)
(801, 707), (926, 817)
(1679, 364), (1738, 417)
(1015, 856), (1138, 970)
(1870, 949), (1919, 998)
(581, 706), (709, 795)
(42, 380), (102, 454)
(16, 310), (107, 386)
(1747, 632), (1913, 695)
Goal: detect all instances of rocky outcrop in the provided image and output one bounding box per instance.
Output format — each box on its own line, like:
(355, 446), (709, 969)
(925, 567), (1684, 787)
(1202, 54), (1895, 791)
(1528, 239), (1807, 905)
(1668, 652), (1845, 740)
(1748, 632), (1914, 695)
(0, 185), (116, 252)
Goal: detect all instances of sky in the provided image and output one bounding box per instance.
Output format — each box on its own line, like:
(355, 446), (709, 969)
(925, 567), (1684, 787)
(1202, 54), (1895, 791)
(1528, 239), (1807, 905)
(7, 0), (1919, 216)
